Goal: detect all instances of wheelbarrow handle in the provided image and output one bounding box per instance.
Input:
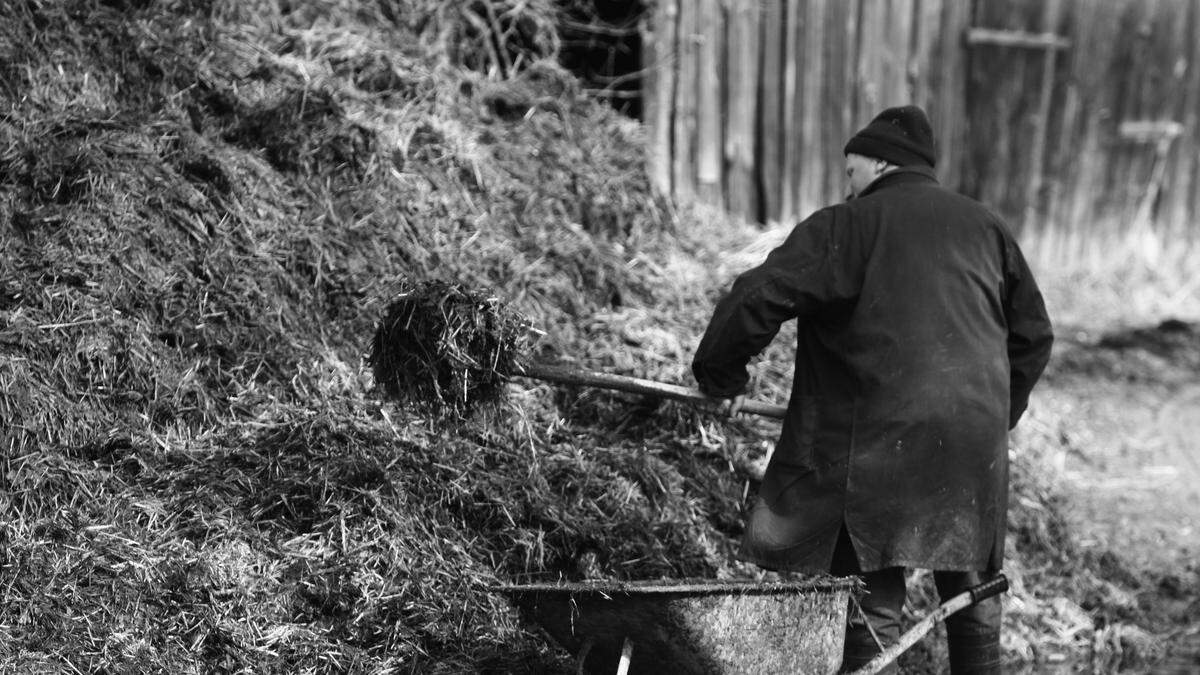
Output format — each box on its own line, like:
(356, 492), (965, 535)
(968, 574), (1010, 604)
(852, 574), (1010, 675)
(516, 363), (788, 419)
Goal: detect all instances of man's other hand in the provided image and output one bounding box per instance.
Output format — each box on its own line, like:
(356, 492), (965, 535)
(711, 394), (747, 418)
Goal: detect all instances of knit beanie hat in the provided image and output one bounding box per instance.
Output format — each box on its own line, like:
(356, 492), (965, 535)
(843, 105), (936, 168)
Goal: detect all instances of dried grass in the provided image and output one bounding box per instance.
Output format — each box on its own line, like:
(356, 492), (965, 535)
(0, 1), (681, 671)
(370, 279), (530, 418)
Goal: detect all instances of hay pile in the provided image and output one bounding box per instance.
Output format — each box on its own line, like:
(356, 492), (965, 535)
(0, 0), (1188, 672)
(0, 1), (705, 671)
(370, 279), (530, 418)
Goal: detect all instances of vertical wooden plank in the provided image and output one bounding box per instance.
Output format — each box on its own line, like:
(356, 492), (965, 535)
(780, 0), (802, 220)
(1067, 111), (1104, 263)
(1118, 1), (1157, 231)
(724, 0), (761, 220)
(1045, 0), (1075, 256)
(1046, 33), (1080, 256)
(797, 0), (827, 216)
(672, 0), (698, 201)
(1164, 0), (1198, 239)
(717, 0), (731, 212)
(1021, 0), (1065, 233)
(882, 0), (915, 106)
(929, 0), (968, 187)
(756, 0), (785, 221)
(912, 0), (957, 177)
(696, 0), (724, 208)
(855, 0), (885, 121)
(1151, 0), (1194, 242)
(1183, 0), (1200, 242)
(909, 0), (938, 109)
(822, 0), (859, 203)
(853, 0), (914, 125)
(1066, 2), (1125, 247)
(1126, 1), (1171, 238)
(641, 0), (677, 198)
(1043, 0), (1093, 257)
(1093, 0), (1126, 232)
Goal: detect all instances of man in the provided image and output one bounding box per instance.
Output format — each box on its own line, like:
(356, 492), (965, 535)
(692, 105), (1053, 673)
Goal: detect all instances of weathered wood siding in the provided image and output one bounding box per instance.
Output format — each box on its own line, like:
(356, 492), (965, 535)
(970, 0), (1200, 248)
(643, 0), (971, 221)
(643, 0), (1200, 245)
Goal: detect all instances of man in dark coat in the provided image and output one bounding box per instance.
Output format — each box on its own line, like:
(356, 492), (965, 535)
(692, 105), (1053, 673)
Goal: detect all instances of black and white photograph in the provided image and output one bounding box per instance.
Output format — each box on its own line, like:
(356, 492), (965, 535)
(1, 1), (1198, 672)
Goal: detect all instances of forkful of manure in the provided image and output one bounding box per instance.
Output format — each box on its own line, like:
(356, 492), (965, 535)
(368, 279), (786, 419)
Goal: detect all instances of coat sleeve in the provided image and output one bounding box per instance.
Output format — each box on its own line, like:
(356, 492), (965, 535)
(692, 208), (861, 397)
(1002, 237), (1054, 428)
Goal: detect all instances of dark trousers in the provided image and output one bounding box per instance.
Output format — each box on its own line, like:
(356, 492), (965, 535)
(834, 532), (1003, 674)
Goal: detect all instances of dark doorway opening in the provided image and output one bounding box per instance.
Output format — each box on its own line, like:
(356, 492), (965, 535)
(555, 0), (648, 120)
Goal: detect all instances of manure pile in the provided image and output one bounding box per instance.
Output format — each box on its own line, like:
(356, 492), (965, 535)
(0, 1), (696, 671)
(370, 279), (529, 418)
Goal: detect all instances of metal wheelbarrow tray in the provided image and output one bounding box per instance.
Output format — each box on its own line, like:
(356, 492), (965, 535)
(497, 576), (861, 674)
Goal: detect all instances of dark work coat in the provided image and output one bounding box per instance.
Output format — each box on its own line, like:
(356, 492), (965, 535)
(692, 167), (1053, 574)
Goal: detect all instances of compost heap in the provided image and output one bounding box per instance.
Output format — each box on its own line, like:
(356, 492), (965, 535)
(0, 1), (1178, 672)
(369, 279), (532, 419)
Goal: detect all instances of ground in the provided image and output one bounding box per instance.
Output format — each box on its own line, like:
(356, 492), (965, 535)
(1039, 320), (1200, 670)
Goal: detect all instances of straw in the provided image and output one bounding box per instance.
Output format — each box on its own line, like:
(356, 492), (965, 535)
(369, 279), (530, 418)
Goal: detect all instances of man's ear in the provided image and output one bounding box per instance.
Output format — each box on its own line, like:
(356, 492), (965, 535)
(872, 158), (890, 175)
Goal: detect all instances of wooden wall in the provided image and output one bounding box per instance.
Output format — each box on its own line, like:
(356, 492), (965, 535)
(641, 0), (1200, 247)
(969, 0), (1200, 248)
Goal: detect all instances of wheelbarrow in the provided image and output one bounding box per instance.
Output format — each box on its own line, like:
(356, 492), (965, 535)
(497, 574), (1009, 674)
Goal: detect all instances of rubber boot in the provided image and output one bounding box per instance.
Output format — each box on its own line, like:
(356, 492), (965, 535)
(946, 629), (1002, 674)
(839, 567), (905, 674)
(935, 570), (1004, 674)
(840, 623), (895, 674)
